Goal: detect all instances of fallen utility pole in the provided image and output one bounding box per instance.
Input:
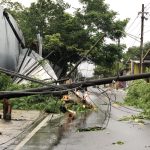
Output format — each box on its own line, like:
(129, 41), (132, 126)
(0, 72), (150, 99)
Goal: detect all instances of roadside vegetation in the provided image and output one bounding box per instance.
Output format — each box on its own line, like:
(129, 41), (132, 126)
(0, 73), (91, 113)
(0, 73), (62, 113)
(125, 79), (150, 119)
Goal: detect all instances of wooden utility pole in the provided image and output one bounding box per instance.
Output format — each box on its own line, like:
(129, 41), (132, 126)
(139, 4), (148, 73)
(1, 72), (150, 99)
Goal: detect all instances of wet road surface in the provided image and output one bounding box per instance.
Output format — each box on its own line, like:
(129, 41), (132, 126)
(53, 104), (150, 150)
(21, 88), (150, 150)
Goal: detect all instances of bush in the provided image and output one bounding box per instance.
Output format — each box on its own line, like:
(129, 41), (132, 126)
(125, 80), (150, 118)
(0, 73), (62, 113)
(0, 73), (88, 114)
(10, 94), (62, 113)
(0, 73), (13, 90)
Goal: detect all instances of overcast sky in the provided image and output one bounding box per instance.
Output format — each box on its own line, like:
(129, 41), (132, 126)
(10, 0), (150, 77)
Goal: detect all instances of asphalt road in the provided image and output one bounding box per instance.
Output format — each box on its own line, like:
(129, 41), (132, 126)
(19, 88), (150, 150)
(53, 88), (150, 150)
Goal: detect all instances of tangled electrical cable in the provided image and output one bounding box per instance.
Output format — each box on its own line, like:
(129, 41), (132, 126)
(88, 87), (111, 129)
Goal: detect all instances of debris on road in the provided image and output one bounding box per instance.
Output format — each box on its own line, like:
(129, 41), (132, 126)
(77, 126), (105, 132)
(112, 141), (125, 145)
(118, 115), (145, 125)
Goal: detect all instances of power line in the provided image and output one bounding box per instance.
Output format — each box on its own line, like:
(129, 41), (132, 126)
(128, 29), (141, 48)
(126, 15), (139, 32)
(125, 32), (140, 40)
(144, 29), (150, 34)
(145, 2), (150, 11)
(115, 29), (140, 40)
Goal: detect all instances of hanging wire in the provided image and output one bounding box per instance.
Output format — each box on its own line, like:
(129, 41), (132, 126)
(144, 29), (150, 34)
(125, 32), (140, 40)
(145, 2), (150, 11)
(127, 28), (141, 48)
(73, 58), (112, 128)
(126, 14), (139, 32)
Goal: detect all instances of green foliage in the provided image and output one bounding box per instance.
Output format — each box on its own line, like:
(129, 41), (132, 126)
(123, 41), (150, 62)
(123, 46), (140, 62)
(125, 80), (150, 118)
(0, 74), (88, 114)
(79, 0), (117, 34)
(0, 73), (13, 90)
(77, 126), (104, 132)
(112, 141), (124, 145)
(118, 115), (145, 124)
(42, 12), (89, 77)
(0, 73), (62, 113)
(93, 44), (125, 76)
(65, 102), (88, 113)
(145, 67), (150, 73)
(0, 0), (24, 11)
(94, 65), (114, 77)
(11, 95), (62, 113)
(9, 83), (62, 113)
(78, 0), (128, 39)
(109, 19), (128, 40)
(44, 33), (63, 51)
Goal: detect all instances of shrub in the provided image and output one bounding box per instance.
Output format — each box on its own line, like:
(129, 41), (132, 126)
(125, 79), (150, 118)
(0, 73), (61, 113)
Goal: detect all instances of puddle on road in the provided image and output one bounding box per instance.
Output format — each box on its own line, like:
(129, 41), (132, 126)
(22, 89), (111, 150)
(22, 109), (110, 150)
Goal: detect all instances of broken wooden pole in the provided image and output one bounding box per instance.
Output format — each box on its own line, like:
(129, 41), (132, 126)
(0, 72), (150, 99)
(65, 72), (150, 89)
(3, 98), (11, 120)
(0, 89), (69, 99)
